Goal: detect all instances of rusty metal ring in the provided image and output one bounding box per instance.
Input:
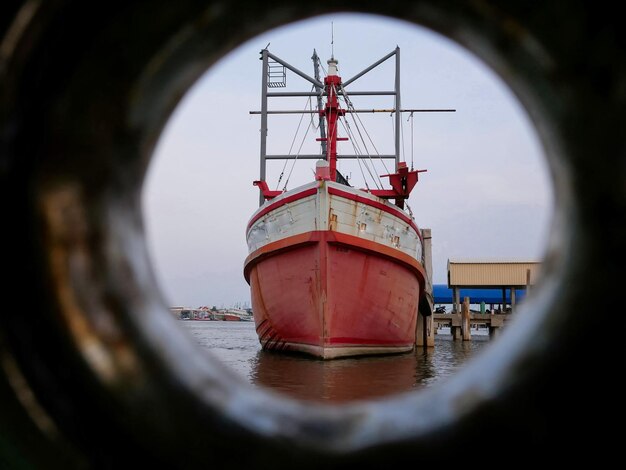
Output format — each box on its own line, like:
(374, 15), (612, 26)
(1, 1), (621, 467)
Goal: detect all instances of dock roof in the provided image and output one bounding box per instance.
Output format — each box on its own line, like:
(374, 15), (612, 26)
(447, 258), (541, 288)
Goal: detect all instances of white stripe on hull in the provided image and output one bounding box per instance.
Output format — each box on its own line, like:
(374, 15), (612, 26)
(247, 181), (423, 261)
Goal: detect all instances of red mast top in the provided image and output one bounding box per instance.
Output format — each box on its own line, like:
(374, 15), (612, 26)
(319, 57), (347, 182)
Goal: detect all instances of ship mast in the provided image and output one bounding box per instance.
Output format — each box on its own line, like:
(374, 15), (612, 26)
(320, 56), (346, 182)
(251, 47), (455, 207)
(311, 50), (327, 158)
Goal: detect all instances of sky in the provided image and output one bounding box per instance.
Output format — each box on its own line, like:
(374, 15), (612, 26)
(142, 13), (553, 309)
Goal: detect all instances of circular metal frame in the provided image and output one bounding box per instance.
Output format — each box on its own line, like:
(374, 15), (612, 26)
(1, 1), (622, 467)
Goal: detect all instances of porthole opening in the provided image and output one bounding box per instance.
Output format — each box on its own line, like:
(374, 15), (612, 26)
(6, 1), (606, 466)
(142, 12), (553, 403)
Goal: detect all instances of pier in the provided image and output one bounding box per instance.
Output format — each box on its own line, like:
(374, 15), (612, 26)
(434, 259), (540, 340)
(433, 298), (512, 340)
(417, 253), (540, 344)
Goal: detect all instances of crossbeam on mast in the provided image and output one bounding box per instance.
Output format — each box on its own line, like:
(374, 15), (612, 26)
(264, 154), (397, 160)
(266, 91), (397, 97)
(250, 109), (456, 115)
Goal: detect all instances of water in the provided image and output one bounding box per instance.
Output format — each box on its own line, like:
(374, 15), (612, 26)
(179, 321), (491, 403)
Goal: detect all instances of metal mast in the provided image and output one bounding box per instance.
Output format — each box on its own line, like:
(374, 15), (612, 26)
(312, 49), (328, 158)
(253, 47), (455, 206)
(323, 57), (343, 182)
(394, 46), (401, 170)
(259, 48), (269, 206)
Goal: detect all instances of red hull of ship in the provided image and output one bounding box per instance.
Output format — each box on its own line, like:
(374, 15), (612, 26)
(244, 231), (424, 359)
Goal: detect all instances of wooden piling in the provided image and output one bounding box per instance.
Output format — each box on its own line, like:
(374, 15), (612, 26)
(451, 315), (462, 340)
(416, 308), (435, 347)
(489, 314), (504, 339)
(511, 287), (516, 313)
(416, 228), (435, 347)
(453, 287), (460, 314)
(461, 297), (471, 341)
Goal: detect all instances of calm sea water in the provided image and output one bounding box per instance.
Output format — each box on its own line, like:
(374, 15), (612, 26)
(179, 320), (491, 403)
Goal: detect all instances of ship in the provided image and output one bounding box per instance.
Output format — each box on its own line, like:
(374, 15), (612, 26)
(244, 46), (453, 359)
(223, 312), (242, 321)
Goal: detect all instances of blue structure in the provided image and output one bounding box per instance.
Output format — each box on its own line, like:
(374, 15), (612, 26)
(432, 284), (526, 305)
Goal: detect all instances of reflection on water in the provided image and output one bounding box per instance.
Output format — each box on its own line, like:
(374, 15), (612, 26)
(180, 321), (490, 403)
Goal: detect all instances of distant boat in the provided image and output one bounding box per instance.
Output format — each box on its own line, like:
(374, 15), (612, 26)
(244, 46), (452, 359)
(223, 313), (242, 322)
(222, 309), (254, 322)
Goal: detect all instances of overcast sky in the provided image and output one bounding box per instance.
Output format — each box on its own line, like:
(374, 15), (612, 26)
(142, 13), (553, 309)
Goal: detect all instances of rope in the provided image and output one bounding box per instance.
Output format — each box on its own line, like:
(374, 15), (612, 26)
(340, 85), (390, 175)
(276, 89), (314, 190)
(339, 87), (385, 188)
(343, 112), (378, 187)
(282, 113), (314, 191)
(338, 117), (377, 190)
(405, 199), (414, 220)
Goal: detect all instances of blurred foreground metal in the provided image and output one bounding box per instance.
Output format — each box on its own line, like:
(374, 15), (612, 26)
(1, 1), (623, 467)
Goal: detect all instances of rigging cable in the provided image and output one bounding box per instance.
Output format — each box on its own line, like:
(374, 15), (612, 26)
(341, 83), (388, 171)
(335, 89), (369, 186)
(339, 85), (385, 187)
(276, 87), (315, 190)
(339, 114), (381, 189)
(283, 103), (315, 190)
(338, 117), (378, 190)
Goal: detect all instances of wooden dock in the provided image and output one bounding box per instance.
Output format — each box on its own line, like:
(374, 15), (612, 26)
(433, 298), (513, 340)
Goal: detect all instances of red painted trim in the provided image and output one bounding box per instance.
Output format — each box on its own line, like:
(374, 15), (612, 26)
(247, 187), (318, 230)
(326, 231), (426, 292)
(243, 232), (320, 283)
(327, 187), (422, 240)
(243, 230), (426, 291)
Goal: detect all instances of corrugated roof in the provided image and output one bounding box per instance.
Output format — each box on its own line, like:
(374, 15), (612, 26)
(448, 258), (542, 264)
(448, 259), (541, 287)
